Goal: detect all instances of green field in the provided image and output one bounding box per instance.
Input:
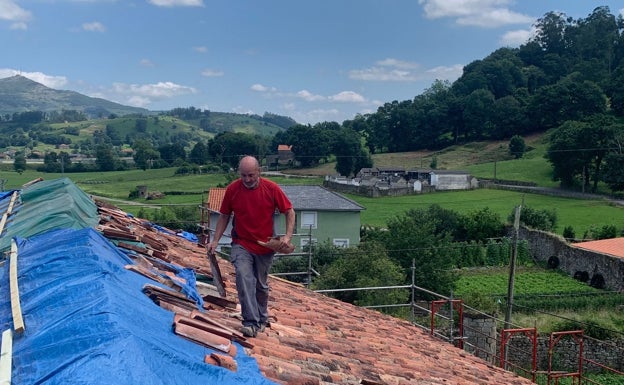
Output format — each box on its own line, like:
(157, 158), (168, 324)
(2, 164), (623, 237)
(455, 267), (602, 297)
(349, 189), (624, 235)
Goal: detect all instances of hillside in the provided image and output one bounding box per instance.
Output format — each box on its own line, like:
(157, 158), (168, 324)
(285, 133), (551, 181)
(0, 75), (150, 118)
(0, 75), (296, 140)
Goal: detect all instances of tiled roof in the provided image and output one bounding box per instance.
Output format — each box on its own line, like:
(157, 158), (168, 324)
(95, 201), (534, 385)
(208, 185), (365, 212)
(572, 237), (624, 258)
(279, 185), (365, 211)
(208, 187), (226, 212)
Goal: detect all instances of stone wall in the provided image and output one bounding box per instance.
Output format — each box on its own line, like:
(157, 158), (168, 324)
(323, 180), (435, 197)
(505, 335), (624, 372)
(515, 227), (624, 291)
(464, 314), (498, 364)
(465, 316), (624, 373)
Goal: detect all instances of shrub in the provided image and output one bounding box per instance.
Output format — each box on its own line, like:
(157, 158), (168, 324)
(562, 225), (575, 240)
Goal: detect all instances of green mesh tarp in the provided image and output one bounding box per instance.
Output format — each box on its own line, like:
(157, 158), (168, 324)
(0, 177), (99, 252)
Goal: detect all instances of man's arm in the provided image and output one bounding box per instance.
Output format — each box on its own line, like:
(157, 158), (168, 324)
(281, 208), (295, 246)
(207, 213), (231, 255)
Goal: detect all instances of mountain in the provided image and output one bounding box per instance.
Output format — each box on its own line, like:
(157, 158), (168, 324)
(0, 75), (151, 118)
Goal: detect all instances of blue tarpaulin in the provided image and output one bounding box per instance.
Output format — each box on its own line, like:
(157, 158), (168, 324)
(0, 180), (277, 385)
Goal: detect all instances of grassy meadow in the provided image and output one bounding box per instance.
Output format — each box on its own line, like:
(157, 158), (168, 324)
(2, 132), (624, 238)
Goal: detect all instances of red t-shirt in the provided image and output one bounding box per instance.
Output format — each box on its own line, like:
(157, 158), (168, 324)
(219, 178), (293, 254)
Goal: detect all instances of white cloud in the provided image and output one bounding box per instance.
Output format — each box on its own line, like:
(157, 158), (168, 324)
(457, 8), (533, 28)
(296, 90), (325, 102)
(201, 68), (224, 77)
(232, 105), (255, 115)
(82, 21), (106, 32)
(425, 64), (464, 82)
(290, 108), (341, 125)
(350, 58), (462, 83)
(139, 59), (155, 67)
(250, 83), (277, 92)
(350, 66), (415, 81)
(501, 28), (533, 46)
(329, 91), (366, 103)
(0, 0), (31, 22)
(193, 46), (208, 53)
(376, 58), (420, 70)
(147, 0), (204, 7)
(110, 81), (197, 107)
(0, 68), (68, 88)
(418, 0), (533, 27)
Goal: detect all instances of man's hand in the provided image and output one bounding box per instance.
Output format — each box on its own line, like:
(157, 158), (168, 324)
(257, 236), (295, 254)
(206, 241), (218, 256)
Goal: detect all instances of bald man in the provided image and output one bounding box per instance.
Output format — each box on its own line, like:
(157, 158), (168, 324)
(207, 156), (295, 337)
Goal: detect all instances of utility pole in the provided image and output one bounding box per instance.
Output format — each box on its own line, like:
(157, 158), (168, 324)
(503, 198), (522, 369)
(505, 199), (523, 330)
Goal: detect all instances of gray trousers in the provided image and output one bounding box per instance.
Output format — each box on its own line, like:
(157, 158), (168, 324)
(230, 244), (274, 328)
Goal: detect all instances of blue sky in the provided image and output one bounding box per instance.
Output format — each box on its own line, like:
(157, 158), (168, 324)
(1, 1), (623, 125)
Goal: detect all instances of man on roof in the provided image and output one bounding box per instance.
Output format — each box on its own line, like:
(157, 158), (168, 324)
(207, 155), (295, 338)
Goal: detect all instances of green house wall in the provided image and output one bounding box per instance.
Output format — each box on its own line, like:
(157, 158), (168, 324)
(275, 210), (361, 251)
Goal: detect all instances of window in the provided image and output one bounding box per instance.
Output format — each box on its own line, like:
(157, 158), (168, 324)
(300, 238), (317, 248)
(333, 239), (349, 248)
(300, 211), (317, 229)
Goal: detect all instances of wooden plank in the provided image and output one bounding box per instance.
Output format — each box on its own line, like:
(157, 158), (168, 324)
(0, 191), (18, 237)
(9, 240), (25, 334)
(207, 250), (226, 297)
(0, 329), (12, 385)
(6, 191), (18, 215)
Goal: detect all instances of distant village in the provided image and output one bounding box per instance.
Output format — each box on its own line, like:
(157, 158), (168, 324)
(324, 167), (478, 197)
(268, 144), (478, 198)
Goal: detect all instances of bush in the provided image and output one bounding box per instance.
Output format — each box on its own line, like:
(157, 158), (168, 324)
(562, 225), (575, 240)
(552, 318), (616, 340)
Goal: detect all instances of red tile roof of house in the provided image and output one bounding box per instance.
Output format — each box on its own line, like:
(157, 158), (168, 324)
(207, 187), (226, 212)
(572, 237), (624, 259)
(96, 201), (535, 385)
(277, 144), (292, 151)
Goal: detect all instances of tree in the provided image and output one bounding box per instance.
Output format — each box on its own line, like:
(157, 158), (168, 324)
(132, 139), (161, 170)
(189, 141), (210, 165)
(311, 242), (406, 308)
(462, 89), (495, 140)
(508, 205), (557, 232)
(208, 132), (268, 167)
(95, 143), (116, 171)
(382, 207), (458, 297)
(58, 151), (71, 173)
(13, 151), (26, 174)
(508, 135), (526, 159)
(602, 153), (624, 192)
(492, 96), (529, 139)
(461, 207), (505, 243)
(282, 124), (331, 167)
(158, 143), (186, 166)
(43, 151), (60, 172)
(333, 128), (366, 177)
(529, 73), (607, 130)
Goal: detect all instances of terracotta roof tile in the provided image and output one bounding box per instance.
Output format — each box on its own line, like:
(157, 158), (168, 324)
(207, 187), (226, 212)
(95, 200), (535, 385)
(572, 237), (624, 258)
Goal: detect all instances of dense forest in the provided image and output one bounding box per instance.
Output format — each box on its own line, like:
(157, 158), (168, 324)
(331, 6), (624, 191)
(3, 6), (624, 192)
